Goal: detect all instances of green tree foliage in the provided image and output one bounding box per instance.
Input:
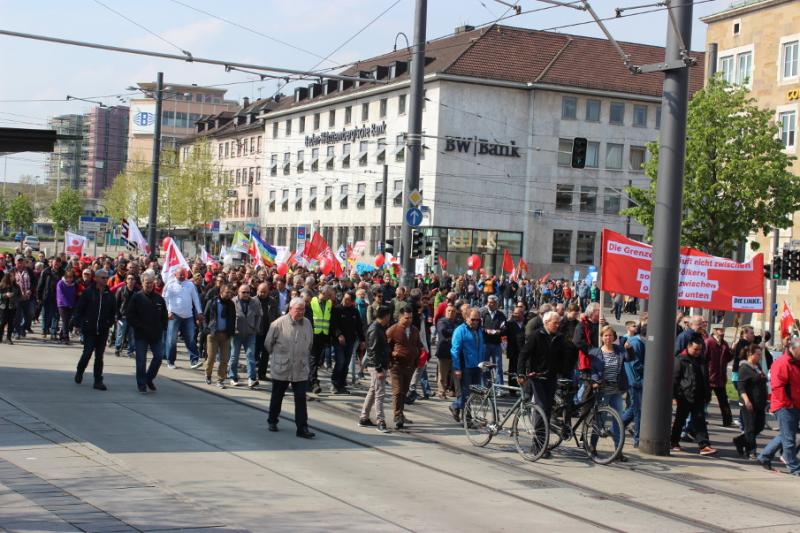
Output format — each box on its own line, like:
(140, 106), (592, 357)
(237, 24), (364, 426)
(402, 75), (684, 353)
(624, 77), (799, 257)
(50, 187), (83, 235)
(102, 160), (152, 223)
(8, 194), (34, 232)
(173, 139), (225, 234)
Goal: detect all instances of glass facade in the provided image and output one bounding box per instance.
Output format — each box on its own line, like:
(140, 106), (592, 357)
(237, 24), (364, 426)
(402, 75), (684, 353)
(421, 227), (523, 274)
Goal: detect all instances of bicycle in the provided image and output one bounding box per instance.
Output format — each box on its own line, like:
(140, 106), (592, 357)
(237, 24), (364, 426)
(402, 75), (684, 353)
(462, 362), (550, 462)
(530, 376), (625, 465)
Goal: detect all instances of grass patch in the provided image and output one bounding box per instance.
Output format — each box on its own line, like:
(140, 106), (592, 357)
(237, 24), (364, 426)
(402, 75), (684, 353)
(726, 381), (740, 402)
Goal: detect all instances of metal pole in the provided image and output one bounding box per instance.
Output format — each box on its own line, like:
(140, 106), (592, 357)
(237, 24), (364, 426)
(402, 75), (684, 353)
(147, 71), (164, 261)
(400, 0), (426, 288)
(379, 164), (388, 254)
(768, 228), (779, 342)
(639, 0), (694, 457)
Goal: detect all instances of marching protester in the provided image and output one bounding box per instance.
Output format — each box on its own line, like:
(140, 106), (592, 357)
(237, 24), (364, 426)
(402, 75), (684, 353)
(706, 323), (734, 427)
(621, 320), (645, 448)
(163, 269), (204, 370)
(435, 304), (458, 400)
(359, 305), (391, 432)
(386, 305), (423, 429)
(588, 325), (629, 462)
(127, 270), (168, 393)
(308, 285), (334, 394)
(757, 338), (800, 475)
(114, 273), (139, 358)
(480, 295), (506, 387)
(330, 291), (365, 395)
(0, 273), (21, 344)
(671, 336), (718, 456)
(255, 282), (279, 381)
(229, 283), (262, 389)
(449, 307), (485, 423)
(55, 268), (77, 345)
(734, 344), (768, 459)
(203, 283), (235, 388)
(72, 269), (115, 390)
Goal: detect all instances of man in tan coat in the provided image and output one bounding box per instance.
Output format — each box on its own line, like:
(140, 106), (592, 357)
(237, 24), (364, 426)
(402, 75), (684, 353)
(264, 297), (315, 439)
(386, 305), (423, 429)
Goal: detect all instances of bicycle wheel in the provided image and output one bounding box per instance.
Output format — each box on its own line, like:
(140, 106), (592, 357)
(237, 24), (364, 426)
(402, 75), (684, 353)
(464, 392), (495, 447)
(512, 402), (550, 462)
(582, 405), (625, 465)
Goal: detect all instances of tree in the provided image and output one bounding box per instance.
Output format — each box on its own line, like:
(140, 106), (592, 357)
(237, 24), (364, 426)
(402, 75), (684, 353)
(625, 76), (800, 257)
(172, 139), (225, 240)
(8, 194), (34, 232)
(102, 160), (152, 224)
(50, 187), (83, 250)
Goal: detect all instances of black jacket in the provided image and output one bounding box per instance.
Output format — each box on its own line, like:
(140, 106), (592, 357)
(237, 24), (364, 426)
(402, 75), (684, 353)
(479, 307), (506, 345)
(330, 305), (365, 345)
(436, 317), (457, 360)
(365, 321), (389, 371)
(72, 285), (116, 335)
(115, 285), (139, 320)
(256, 294), (280, 336)
(673, 351), (709, 405)
(203, 296), (236, 337)
(503, 320), (526, 361)
(37, 265), (63, 302)
(518, 327), (570, 378)
(126, 290), (168, 343)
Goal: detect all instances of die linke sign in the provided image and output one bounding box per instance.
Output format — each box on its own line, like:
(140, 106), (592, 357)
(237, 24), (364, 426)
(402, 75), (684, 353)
(445, 136), (521, 158)
(305, 122), (387, 147)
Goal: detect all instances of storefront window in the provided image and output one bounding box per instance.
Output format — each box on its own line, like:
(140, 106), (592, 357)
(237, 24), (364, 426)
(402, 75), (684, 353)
(447, 229), (472, 251)
(473, 230), (497, 253)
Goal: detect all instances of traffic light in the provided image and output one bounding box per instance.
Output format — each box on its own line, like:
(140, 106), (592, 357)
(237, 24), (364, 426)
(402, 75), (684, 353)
(384, 238), (395, 256)
(571, 137), (588, 169)
(791, 250), (800, 281)
(773, 256), (783, 280)
(764, 263), (772, 279)
(411, 230), (425, 258)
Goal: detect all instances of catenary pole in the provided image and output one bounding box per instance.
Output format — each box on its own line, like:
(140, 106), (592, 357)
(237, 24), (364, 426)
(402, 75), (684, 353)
(639, 0), (694, 457)
(379, 163), (388, 254)
(768, 229), (779, 341)
(400, 0), (427, 288)
(147, 72), (163, 261)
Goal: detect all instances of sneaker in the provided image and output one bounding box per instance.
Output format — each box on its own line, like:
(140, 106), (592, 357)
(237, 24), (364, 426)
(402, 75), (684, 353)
(449, 405), (461, 423)
(757, 457), (774, 471)
(93, 382), (107, 391)
(358, 418), (375, 427)
(229, 379), (240, 387)
(312, 383), (322, 394)
(248, 379), (257, 390)
(252, 380), (260, 387)
(74, 371), (83, 384)
(216, 381), (226, 389)
(190, 361), (203, 369)
(680, 432), (695, 443)
(114, 349), (121, 357)
(699, 446), (718, 456)
(205, 377), (212, 385)
(167, 363), (176, 369)
(671, 445), (683, 452)
(377, 421), (389, 433)
(146, 381), (157, 392)
(138, 386), (147, 394)
(395, 420), (404, 430)
(733, 438), (745, 458)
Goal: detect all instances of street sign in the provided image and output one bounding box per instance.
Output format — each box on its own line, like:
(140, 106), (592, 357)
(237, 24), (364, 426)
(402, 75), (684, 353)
(573, 270), (580, 282)
(405, 207), (423, 228)
(408, 189), (422, 207)
(297, 226), (307, 244)
(78, 216), (109, 234)
(211, 220), (220, 233)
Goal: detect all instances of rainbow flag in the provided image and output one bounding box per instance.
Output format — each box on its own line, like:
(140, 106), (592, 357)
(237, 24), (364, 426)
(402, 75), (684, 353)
(249, 229), (277, 267)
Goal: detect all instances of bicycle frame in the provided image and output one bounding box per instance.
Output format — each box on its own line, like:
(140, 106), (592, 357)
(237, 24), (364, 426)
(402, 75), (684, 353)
(473, 367), (524, 434)
(529, 377), (601, 445)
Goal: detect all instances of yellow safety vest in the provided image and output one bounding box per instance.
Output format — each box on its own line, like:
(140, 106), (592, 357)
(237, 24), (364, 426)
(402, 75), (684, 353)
(310, 297), (332, 335)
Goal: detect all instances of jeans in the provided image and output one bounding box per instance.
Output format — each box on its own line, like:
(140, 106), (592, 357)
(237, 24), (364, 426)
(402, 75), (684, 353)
(503, 297), (514, 317)
(166, 315), (198, 365)
(360, 368), (386, 422)
(484, 343), (503, 385)
(622, 385), (642, 446)
(734, 404), (766, 454)
(57, 307), (73, 341)
(42, 297), (59, 336)
(134, 337), (164, 389)
(332, 340), (355, 390)
(115, 319), (135, 355)
(451, 367), (482, 410)
(268, 380), (308, 431)
(592, 392), (624, 449)
(229, 334), (256, 382)
(14, 299), (34, 335)
(76, 331), (109, 383)
(612, 302), (623, 321)
(410, 364), (432, 397)
(758, 408), (800, 474)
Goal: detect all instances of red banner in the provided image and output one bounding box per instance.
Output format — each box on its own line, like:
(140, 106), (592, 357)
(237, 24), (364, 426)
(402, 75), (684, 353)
(781, 301), (795, 339)
(600, 229), (764, 312)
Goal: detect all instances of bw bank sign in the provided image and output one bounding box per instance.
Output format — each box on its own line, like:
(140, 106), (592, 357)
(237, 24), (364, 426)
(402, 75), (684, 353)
(131, 103), (157, 134)
(444, 135), (521, 158)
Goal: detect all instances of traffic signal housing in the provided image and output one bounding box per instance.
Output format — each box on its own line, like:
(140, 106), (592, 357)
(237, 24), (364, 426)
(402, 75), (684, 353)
(571, 137), (588, 169)
(384, 238), (395, 256)
(772, 256), (783, 280)
(764, 263), (772, 279)
(411, 230), (425, 258)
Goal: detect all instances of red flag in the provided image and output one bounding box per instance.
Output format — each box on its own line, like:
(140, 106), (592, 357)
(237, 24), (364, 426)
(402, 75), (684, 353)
(502, 249), (514, 273)
(538, 272), (550, 284)
(518, 257), (528, 275)
(781, 301), (796, 340)
(438, 256), (447, 270)
(303, 231), (326, 261)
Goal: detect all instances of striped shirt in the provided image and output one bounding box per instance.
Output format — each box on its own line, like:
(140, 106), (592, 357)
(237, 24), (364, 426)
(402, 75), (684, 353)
(601, 348), (621, 393)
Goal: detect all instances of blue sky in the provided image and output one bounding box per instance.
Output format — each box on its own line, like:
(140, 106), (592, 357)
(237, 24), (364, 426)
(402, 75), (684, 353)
(0, 0), (728, 182)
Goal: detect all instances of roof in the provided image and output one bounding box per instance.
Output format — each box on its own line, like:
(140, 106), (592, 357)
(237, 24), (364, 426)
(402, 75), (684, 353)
(179, 97), (277, 144)
(700, 0), (794, 22)
(265, 24), (705, 115)
(136, 81), (228, 95)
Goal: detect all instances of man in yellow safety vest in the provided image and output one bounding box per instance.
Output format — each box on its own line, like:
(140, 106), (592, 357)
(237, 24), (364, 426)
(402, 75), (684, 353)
(308, 285), (334, 394)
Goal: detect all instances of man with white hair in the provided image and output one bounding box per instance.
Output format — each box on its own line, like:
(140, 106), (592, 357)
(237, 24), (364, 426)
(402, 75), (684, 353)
(264, 297), (315, 439)
(127, 270), (168, 393)
(518, 310), (568, 419)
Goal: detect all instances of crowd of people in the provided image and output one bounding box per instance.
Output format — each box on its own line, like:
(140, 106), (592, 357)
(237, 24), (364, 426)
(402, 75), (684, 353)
(0, 246), (797, 475)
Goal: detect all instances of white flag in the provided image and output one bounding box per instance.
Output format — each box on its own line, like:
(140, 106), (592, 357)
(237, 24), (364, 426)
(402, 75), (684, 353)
(161, 239), (190, 284)
(199, 245), (217, 267)
(65, 231), (87, 256)
(123, 218), (150, 255)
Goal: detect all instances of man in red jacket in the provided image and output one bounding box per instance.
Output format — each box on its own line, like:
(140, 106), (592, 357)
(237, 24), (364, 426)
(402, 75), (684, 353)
(705, 324), (733, 426)
(757, 339), (800, 474)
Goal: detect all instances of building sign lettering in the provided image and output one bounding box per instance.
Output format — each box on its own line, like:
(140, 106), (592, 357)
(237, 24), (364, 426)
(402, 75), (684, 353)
(305, 122), (387, 147)
(444, 135), (521, 158)
(788, 88), (800, 101)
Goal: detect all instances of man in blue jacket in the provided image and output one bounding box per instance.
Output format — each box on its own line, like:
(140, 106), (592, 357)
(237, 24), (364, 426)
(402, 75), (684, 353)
(620, 321), (645, 448)
(449, 307), (485, 423)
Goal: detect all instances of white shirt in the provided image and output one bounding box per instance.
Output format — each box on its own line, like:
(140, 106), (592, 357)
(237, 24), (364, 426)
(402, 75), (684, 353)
(163, 279), (202, 318)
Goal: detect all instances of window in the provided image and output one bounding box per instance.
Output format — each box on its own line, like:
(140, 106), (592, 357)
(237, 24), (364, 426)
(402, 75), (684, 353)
(270, 153), (278, 176)
(606, 143), (623, 170)
(297, 149), (304, 173)
(376, 137), (386, 163)
(218, 143), (223, 159)
(253, 198), (259, 217)
(633, 105), (648, 127)
(285, 119), (292, 136)
(337, 227), (349, 248)
(576, 231), (596, 265)
(733, 21), (740, 35)
(552, 230), (572, 264)
(586, 141), (600, 168)
(393, 179), (403, 207)
(356, 183), (366, 209)
(313, 113), (320, 130)
(379, 98), (387, 118)
(720, 55), (734, 83)
(398, 94), (407, 115)
(561, 96), (577, 120)
(250, 137), (255, 154)
(277, 227), (287, 246)
(257, 135), (262, 152)
(283, 152), (290, 175)
(603, 188), (621, 215)
(585, 99), (601, 122)
(345, 106), (352, 124)
(298, 117), (305, 134)
(362, 102), (369, 122)
(340, 184), (348, 209)
(782, 40), (799, 80)
(224, 142), (229, 158)
(272, 122), (278, 138)
(359, 140), (369, 167)
(235, 169), (241, 185)
(328, 110), (335, 127)
(255, 167), (261, 184)
(323, 186), (333, 210)
(234, 201), (239, 217)
(374, 182), (384, 207)
(311, 147), (319, 171)
(655, 106), (662, 129)
(555, 184), (573, 211)
(295, 187), (302, 210)
(609, 102), (625, 124)
(395, 134), (405, 162)
(629, 146), (646, 171)
(246, 199), (252, 217)
(236, 139), (242, 157)
(326, 145), (335, 170)
(353, 225), (365, 241)
(779, 111), (796, 149)
(557, 138), (573, 166)
(579, 186), (597, 213)
(281, 189), (289, 212)
(323, 226), (333, 245)
(175, 112), (188, 128)
(737, 51), (752, 86)
(342, 143), (351, 169)
(309, 186), (317, 210)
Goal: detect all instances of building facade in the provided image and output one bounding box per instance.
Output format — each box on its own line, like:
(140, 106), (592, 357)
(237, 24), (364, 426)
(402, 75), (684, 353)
(703, 0), (800, 329)
(256, 25), (703, 276)
(47, 114), (83, 191)
(128, 82), (238, 164)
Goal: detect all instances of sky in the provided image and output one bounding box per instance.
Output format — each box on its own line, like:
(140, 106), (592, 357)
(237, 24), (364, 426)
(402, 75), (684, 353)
(0, 0), (730, 183)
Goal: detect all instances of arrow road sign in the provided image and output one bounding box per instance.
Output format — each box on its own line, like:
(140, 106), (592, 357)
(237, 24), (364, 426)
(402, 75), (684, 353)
(405, 207), (423, 228)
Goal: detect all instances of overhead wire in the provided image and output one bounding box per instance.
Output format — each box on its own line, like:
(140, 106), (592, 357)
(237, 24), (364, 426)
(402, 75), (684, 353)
(92, 0), (191, 57)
